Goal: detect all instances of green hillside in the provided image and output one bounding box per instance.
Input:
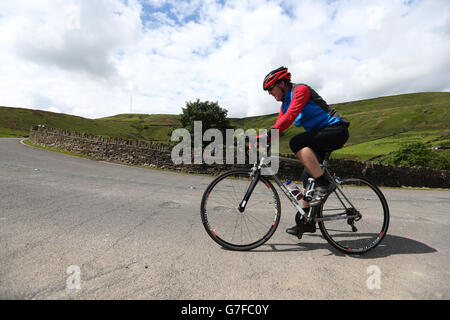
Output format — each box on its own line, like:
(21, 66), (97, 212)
(330, 92), (450, 161)
(0, 107), (179, 142)
(96, 113), (179, 141)
(1, 92), (449, 163)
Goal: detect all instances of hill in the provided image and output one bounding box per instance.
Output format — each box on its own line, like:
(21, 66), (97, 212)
(1, 92), (449, 163)
(0, 108), (179, 142)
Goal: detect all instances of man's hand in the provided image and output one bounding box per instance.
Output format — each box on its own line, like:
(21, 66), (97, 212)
(245, 130), (274, 151)
(253, 133), (272, 152)
(256, 130), (272, 145)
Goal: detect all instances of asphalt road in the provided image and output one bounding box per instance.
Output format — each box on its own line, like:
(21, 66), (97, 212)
(1, 138), (449, 299)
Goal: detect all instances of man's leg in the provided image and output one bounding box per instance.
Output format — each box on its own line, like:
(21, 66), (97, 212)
(295, 147), (323, 178)
(285, 148), (329, 238)
(286, 126), (348, 237)
(286, 148), (320, 238)
(297, 148), (321, 209)
(296, 146), (331, 197)
(291, 126), (350, 207)
(299, 150), (334, 207)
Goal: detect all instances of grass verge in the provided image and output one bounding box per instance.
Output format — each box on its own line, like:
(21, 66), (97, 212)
(22, 139), (90, 159)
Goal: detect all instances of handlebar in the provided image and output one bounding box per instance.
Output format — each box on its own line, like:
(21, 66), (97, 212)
(243, 134), (272, 158)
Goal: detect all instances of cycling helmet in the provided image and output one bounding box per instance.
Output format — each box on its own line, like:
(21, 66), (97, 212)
(263, 66), (291, 90)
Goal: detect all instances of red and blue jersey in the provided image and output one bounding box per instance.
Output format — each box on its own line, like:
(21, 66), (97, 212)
(272, 83), (349, 133)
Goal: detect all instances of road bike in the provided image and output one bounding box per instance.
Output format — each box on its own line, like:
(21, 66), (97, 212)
(200, 147), (389, 254)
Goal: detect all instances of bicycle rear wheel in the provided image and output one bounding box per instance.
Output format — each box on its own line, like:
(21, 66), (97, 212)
(315, 177), (389, 254)
(200, 169), (281, 251)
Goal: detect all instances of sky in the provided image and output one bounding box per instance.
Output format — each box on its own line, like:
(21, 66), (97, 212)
(0, 0), (449, 119)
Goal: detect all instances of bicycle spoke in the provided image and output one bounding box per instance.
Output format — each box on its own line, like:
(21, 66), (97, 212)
(317, 177), (389, 254)
(201, 170), (280, 250)
(244, 210), (272, 228)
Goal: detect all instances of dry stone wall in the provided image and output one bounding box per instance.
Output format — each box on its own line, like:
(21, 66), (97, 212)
(29, 126), (449, 188)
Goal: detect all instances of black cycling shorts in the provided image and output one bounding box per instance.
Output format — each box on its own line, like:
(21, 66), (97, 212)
(289, 122), (349, 187)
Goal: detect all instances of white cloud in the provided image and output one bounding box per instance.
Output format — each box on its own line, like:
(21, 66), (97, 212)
(0, 0), (448, 119)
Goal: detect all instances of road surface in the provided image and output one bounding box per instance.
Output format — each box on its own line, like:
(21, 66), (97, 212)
(1, 138), (449, 299)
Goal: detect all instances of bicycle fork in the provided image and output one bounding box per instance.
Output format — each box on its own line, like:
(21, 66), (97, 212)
(238, 170), (261, 213)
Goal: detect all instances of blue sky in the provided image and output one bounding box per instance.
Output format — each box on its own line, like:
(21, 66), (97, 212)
(0, 0), (448, 118)
(141, 1), (201, 26)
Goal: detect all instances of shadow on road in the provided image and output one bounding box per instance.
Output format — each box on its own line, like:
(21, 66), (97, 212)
(250, 234), (438, 258)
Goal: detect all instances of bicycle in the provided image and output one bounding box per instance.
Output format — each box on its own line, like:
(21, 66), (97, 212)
(200, 145), (389, 254)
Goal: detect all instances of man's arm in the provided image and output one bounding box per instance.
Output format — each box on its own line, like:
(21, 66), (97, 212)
(271, 84), (311, 135)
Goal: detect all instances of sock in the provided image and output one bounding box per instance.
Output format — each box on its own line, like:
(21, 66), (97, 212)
(315, 174), (329, 186)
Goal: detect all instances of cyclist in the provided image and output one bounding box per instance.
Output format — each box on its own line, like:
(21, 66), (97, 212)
(261, 66), (350, 238)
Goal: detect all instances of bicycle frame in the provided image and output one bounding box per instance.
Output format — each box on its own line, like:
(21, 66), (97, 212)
(241, 154), (361, 223)
(202, 147), (389, 253)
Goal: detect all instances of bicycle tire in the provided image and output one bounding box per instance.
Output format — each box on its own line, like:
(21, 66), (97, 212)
(314, 176), (389, 254)
(200, 169), (281, 251)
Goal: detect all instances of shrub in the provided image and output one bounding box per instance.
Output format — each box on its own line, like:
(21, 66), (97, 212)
(390, 142), (450, 170)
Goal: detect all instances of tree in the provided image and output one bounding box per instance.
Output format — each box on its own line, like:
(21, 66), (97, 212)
(179, 98), (232, 135)
(174, 99), (233, 148)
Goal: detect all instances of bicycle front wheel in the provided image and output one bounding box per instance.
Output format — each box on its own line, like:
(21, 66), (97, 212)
(200, 169), (281, 251)
(315, 177), (389, 254)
